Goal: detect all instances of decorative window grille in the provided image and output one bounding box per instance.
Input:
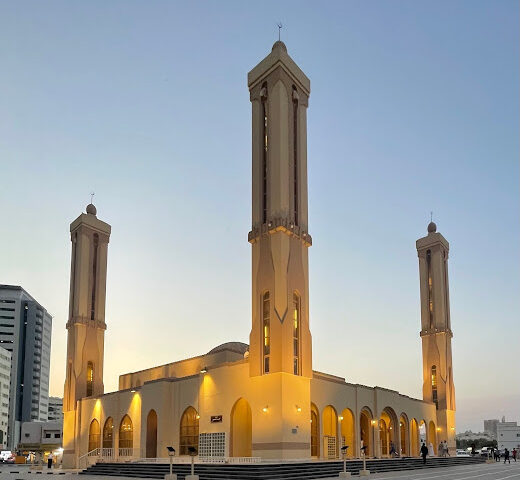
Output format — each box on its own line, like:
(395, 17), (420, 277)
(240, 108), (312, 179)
(324, 435), (337, 459)
(199, 432), (225, 458)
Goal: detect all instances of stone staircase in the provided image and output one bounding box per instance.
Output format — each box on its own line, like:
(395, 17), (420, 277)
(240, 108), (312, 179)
(81, 456), (486, 479)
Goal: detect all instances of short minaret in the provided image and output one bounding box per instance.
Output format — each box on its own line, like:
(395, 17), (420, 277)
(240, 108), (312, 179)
(62, 203), (111, 468)
(247, 41), (312, 378)
(416, 221), (456, 449)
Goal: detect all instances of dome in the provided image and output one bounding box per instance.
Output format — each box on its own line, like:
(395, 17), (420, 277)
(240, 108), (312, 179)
(427, 221), (437, 233)
(86, 203), (97, 216)
(208, 342), (249, 355)
(272, 40), (287, 53)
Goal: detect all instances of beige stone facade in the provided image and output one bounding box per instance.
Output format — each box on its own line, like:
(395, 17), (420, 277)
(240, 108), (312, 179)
(62, 42), (456, 468)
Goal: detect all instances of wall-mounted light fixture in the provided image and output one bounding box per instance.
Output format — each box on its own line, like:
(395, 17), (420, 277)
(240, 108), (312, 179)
(338, 416), (344, 421)
(371, 420), (377, 426)
(296, 406), (302, 413)
(200, 367), (208, 374)
(196, 414), (200, 420)
(262, 406), (269, 413)
(130, 389), (136, 393)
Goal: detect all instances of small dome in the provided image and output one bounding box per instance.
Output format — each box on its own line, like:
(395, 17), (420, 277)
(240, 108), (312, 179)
(427, 221), (437, 233)
(208, 342), (248, 355)
(272, 40), (287, 53)
(86, 203), (97, 216)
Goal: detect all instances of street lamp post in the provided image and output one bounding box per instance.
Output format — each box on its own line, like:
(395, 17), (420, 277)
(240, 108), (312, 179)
(339, 446), (351, 478)
(359, 445), (370, 476)
(165, 447), (176, 480)
(186, 447), (199, 480)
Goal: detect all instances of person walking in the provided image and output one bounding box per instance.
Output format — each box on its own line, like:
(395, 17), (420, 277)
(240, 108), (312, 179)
(512, 448), (517, 462)
(389, 441), (396, 457)
(495, 448), (501, 462)
(47, 453), (53, 469)
(444, 440), (450, 456)
(438, 442), (445, 457)
(504, 448), (510, 464)
(421, 442), (428, 465)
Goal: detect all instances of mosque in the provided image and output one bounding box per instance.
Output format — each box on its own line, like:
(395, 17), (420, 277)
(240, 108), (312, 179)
(62, 41), (456, 468)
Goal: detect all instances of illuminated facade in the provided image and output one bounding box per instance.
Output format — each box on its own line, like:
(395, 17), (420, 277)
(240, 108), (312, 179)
(62, 42), (456, 468)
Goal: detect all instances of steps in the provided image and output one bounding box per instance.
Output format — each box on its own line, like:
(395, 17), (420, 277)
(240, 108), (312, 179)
(81, 456), (486, 479)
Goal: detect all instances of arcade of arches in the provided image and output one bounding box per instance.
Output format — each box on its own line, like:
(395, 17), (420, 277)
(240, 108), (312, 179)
(85, 402), (438, 459)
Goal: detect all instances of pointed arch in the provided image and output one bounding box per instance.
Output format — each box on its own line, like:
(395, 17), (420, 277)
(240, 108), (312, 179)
(230, 398), (252, 457)
(419, 419), (427, 446)
(103, 417), (113, 450)
(340, 408), (355, 457)
(410, 418), (420, 456)
(180, 406), (199, 455)
(119, 415), (133, 450)
(322, 405), (338, 458)
(86, 361), (94, 397)
(380, 407), (398, 457)
(311, 403), (320, 457)
(428, 420), (437, 454)
(88, 419), (100, 452)
(146, 409), (158, 458)
(359, 407), (374, 457)
(399, 413), (409, 456)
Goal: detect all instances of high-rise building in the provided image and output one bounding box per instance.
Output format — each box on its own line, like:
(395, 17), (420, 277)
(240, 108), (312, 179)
(48, 397), (63, 424)
(484, 419), (499, 439)
(0, 347), (11, 449)
(0, 285), (52, 448)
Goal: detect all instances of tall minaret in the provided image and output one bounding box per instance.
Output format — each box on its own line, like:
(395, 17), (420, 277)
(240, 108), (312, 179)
(416, 221), (456, 449)
(247, 41), (312, 378)
(63, 203), (110, 468)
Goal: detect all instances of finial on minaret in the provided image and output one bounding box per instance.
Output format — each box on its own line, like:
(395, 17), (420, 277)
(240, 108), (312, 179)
(277, 22), (283, 41)
(427, 211), (437, 234)
(86, 192), (97, 216)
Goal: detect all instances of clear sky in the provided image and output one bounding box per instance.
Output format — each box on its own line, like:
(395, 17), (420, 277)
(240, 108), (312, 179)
(1, 1), (518, 433)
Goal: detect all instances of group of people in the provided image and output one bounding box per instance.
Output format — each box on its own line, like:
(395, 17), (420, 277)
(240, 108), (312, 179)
(419, 441), (449, 464)
(492, 447), (517, 463)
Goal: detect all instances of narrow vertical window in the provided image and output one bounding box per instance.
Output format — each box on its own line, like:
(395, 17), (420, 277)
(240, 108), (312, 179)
(86, 361), (94, 397)
(426, 249), (433, 328)
(261, 83), (268, 224)
(91, 234), (99, 321)
(262, 291), (270, 374)
(292, 86), (299, 226)
(431, 365), (438, 408)
(293, 292), (300, 375)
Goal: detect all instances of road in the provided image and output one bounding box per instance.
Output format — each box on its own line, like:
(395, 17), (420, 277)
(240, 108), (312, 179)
(319, 460), (520, 479)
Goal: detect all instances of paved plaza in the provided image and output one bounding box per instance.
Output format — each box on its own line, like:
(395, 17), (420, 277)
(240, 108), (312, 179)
(320, 461), (520, 480)
(0, 461), (518, 480)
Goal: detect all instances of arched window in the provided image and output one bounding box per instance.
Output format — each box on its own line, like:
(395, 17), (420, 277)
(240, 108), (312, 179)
(179, 407), (199, 455)
(292, 86), (299, 225)
(119, 415), (133, 450)
(88, 419), (100, 452)
(292, 292), (300, 375)
(262, 291), (270, 374)
(146, 410), (158, 458)
(91, 233), (99, 320)
(261, 82), (268, 224)
(310, 403), (320, 457)
(103, 417), (113, 449)
(431, 366), (438, 408)
(426, 249), (433, 328)
(86, 361), (94, 397)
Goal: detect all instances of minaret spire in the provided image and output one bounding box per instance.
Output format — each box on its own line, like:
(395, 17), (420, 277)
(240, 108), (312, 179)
(247, 42), (312, 378)
(62, 204), (111, 468)
(416, 221), (456, 451)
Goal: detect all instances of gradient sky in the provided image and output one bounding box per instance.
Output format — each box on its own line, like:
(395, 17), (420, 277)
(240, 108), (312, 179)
(1, 1), (518, 433)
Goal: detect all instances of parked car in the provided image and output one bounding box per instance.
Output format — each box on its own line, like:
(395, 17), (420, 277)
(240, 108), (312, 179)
(457, 449), (470, 457)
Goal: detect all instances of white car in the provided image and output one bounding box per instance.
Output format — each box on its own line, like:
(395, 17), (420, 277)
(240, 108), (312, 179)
(457, 449), (470, 457)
